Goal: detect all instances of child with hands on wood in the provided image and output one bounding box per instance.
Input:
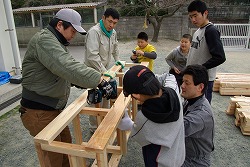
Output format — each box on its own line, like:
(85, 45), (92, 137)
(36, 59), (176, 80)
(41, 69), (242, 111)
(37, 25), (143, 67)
(118, 65), (185, 167)
(130, 32), (157, 71)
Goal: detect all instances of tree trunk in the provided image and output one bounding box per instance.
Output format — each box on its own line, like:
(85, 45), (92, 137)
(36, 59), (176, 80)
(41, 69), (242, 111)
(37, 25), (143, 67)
(151, 19), (162, 42)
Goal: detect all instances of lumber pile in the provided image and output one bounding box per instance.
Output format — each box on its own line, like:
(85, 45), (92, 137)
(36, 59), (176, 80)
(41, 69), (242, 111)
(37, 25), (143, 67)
(213, 73), (250, 96)
(226, 96), (250, 135)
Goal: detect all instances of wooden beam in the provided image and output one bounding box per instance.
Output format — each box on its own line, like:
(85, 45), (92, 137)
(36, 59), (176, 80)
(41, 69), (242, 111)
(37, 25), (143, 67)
(72, 114), (83, 144)
(41, 141), (96, 159)
(220, 82), (250, 88)
(80, 107), (110, 116)
(85, 93), (131, 152)
(220, 87), (250, 96)
(34, 91), (89, 144)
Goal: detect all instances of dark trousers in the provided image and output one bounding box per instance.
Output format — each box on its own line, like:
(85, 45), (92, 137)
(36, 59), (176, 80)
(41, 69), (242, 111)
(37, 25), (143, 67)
(205, 81), (214, 104)
(142, 144), (161, 167)
(169, 69), (183, 89)
(19, 106), (72, 167)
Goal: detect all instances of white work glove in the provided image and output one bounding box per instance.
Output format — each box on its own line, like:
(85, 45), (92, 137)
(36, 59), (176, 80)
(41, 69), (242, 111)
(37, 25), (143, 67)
(118, 109), (134, 131)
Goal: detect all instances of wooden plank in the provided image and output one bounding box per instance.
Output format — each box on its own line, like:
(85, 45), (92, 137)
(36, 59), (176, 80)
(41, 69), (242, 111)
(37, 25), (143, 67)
(218, 77), (250, 81)
(85, 92), (131, 152)
(220, 82), (250, 88)
(117, 129), (127, 155)
(108, 154), (122, 167)
(34, 91), (89, 144)
(215, 73), (250, 78)
(235, 108), (247, 126)
(72, 114), (83, 144)
(124, 61), (149, 68)
(34, 142), (46, 167)
(236, 101), (250, 108)
(68, 155), (87, 167)
(80, 107), (109, 116)
(91, 154), (122, 167)
(239, 111), (250, 135)
(131, 98), (137, 120)
(240, 127), (250, 136)
(213, 79), (220, 91)
(226, 101), (236, 115)
(41, 141), (96, 159)
(219, 87), (250, 96)
(96, 149), (108, 167)
(213, 72), (250, 92)
(225, 96), (250, 115)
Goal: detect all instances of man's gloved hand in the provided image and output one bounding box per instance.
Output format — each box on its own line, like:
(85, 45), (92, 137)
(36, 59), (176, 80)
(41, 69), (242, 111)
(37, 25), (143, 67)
(98, 79), (113, 99)
(109, 78), (117, 99)
(87, 89), (102, 104)
(103, 70), (116, 79)
(118, 109), (134, 131)
(115, 60), (125, 69)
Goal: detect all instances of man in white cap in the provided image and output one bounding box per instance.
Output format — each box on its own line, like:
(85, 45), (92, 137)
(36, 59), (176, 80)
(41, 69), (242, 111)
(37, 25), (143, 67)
(19, 8), (114, 167)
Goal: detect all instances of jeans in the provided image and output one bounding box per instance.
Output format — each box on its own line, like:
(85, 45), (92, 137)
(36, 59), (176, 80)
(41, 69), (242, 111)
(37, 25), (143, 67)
(20, 106), (72, 167)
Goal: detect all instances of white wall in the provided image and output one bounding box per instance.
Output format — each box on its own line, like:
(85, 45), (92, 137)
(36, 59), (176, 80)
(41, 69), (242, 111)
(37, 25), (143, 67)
(0, 0), (21, 74)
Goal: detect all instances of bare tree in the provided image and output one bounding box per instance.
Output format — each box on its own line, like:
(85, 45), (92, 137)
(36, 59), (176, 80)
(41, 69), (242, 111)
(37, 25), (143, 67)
(138, 0), (188, 42)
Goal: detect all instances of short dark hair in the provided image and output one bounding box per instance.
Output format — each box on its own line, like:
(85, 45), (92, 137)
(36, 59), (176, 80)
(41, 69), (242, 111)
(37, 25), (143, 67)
(182, 64), (208, 94)
(137, 32), (148, 41)
(188, 0), (208, 15)
(49, 18), (71, 29)
(104, 8), (120, 20)
(182, 34), (192, 43)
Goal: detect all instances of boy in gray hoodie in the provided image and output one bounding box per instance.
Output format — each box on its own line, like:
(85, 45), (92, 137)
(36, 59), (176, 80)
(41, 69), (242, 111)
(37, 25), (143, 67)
(118, 65), (185, 167)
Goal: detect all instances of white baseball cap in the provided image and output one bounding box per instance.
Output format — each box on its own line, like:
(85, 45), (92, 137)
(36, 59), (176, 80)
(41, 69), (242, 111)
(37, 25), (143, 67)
(55, 8), (86, 35)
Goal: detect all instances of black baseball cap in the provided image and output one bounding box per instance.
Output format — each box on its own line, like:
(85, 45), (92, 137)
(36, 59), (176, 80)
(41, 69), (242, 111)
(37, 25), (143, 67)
(123, 65), (161, 97)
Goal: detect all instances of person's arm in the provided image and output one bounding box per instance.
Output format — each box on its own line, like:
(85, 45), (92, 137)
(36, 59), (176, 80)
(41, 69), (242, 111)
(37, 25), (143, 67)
(36, 35), (102, 88)
(130, 55), (139, 63)
(137, 44), (157, 59)
(202, 25), (226, 69)
(184, 111), (205, 137)
(85, 29), (107, 72)
(165, 49), (176, 69)
(143, 51), (157, 59)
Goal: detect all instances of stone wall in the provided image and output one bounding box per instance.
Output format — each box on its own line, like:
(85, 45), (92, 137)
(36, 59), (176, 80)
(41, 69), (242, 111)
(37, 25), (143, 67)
(16, 14), (189, 47)
(116, 15), (189, 41)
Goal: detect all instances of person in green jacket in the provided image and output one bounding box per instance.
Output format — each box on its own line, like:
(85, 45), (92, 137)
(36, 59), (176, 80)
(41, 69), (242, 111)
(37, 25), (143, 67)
(19, 8), (113, 167)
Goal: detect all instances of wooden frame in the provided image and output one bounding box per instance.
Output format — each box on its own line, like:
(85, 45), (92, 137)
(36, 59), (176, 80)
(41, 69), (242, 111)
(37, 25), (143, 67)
(34, 62), (148, 167)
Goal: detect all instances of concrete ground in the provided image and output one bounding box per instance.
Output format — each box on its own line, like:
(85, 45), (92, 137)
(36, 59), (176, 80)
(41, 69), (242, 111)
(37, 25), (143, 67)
(0, 39), (250, 167)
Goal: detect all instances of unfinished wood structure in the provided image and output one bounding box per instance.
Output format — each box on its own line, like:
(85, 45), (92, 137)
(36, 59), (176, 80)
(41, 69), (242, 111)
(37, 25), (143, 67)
(34, 62), (149, 167)
(226, 96), (250, 136)
(213, 73), (250, 95)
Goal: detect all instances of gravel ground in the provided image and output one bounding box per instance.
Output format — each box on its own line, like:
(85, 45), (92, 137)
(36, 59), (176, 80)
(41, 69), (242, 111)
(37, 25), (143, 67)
(0, 39), (250, 167)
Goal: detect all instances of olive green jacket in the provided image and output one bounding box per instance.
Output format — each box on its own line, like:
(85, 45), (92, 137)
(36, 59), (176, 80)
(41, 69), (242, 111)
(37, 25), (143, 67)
(22, 27), (101, 109)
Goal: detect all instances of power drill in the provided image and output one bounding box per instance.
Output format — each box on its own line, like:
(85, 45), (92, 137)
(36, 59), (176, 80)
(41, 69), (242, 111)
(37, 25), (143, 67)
(87, 89), (102, 104)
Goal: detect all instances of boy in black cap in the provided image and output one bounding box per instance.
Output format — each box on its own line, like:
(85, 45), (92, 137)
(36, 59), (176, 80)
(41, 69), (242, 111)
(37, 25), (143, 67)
(118, 65), (185, 167)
